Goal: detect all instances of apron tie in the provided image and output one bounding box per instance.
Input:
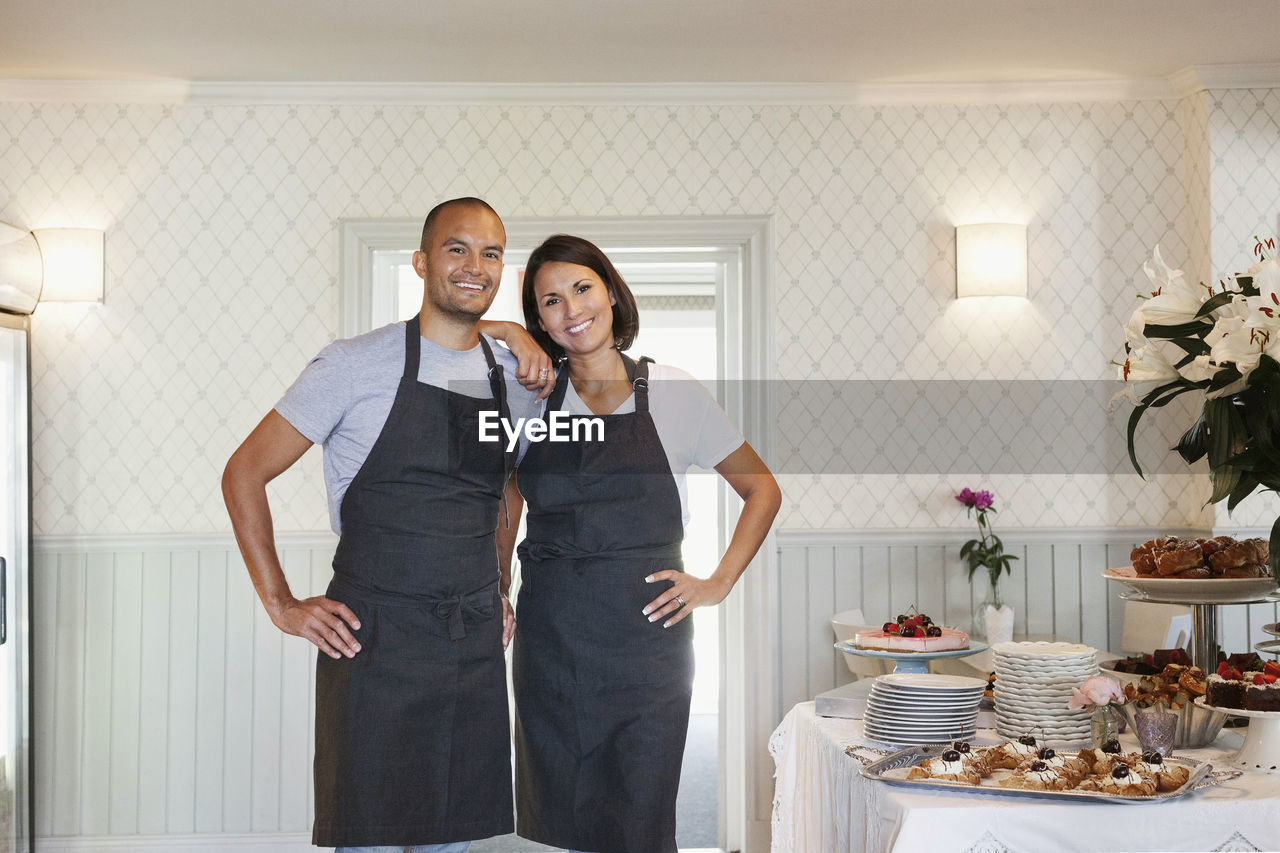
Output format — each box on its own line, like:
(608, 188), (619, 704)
(434, 589), (497, 640)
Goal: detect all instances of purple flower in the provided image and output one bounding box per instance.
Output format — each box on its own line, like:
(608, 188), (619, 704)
(973, 490), (994, 510)
(955, 488), (976, 507)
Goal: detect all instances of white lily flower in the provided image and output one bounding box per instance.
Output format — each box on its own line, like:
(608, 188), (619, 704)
(1124, 304), (1149, 346)
(1248, 257), (1280, 308)
(1142, 246), (1204, 325)
(1209, 321), (1264, 374)
(1121, 344), (1180, 383)
(1179, 354), (1217, 382)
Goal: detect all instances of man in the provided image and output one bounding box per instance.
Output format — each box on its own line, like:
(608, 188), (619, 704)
(222, 198), (550, 852)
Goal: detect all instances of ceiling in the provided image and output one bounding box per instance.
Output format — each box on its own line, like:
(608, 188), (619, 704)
(3, 0), (1280, 85)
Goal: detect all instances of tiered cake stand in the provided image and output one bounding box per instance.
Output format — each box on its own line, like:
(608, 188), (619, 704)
(1104, 571), (1280, 771)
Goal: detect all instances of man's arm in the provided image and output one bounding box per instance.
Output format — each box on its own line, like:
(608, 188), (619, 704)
(222, 410), (362, 659)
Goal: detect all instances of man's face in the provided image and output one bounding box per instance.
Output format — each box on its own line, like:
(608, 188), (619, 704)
(412, 204), (506, 321)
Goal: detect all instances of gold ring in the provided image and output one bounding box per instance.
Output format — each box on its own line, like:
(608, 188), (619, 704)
(676, 595), (686, 607)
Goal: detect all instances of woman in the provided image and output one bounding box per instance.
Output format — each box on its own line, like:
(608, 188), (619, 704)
(506, 234), (781, 853)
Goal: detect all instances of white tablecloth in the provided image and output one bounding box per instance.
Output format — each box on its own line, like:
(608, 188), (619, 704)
(770, 701), (1280, 853)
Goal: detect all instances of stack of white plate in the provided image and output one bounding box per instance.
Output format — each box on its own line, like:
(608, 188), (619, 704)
(992, 641), (1098, 746)
(862, 673), (986, 745)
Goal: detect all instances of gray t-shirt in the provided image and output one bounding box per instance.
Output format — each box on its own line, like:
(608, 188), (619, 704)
(275, 321), (541, 533)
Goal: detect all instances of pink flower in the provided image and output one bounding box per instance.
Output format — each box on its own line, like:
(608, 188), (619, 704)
(955, 488), (977, 507)
(973, 490), (994, 510)
(1067, 676), (1126, 712)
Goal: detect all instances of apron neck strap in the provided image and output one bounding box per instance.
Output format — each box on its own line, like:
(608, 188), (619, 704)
(403, 315), (421, 380)
(622, 354), (653, 413)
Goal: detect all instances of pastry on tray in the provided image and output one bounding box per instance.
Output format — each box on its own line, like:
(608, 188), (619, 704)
(999, 759), (1077, 791)
(1128, 535), (1269, 579)
(906, 748), (980, 785)
(1077, 762), (1157, 796)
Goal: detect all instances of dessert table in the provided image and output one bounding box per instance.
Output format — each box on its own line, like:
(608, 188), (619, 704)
(770, 701), (1280, 853)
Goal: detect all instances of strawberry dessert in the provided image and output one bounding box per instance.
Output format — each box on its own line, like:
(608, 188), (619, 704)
(854, 611), (969, 653)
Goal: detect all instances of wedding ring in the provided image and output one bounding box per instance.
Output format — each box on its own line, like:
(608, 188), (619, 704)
(675, 595), (686, 607)
(538, 367), (549, 378)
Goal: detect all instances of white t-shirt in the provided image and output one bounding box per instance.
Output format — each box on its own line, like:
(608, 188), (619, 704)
(552, 362), (745, 526)
(275, 321), (542, 534)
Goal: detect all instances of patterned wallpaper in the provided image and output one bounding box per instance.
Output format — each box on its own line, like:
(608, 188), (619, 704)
(0, 96), (1259, 535)
(1204, 88), (1280, 528)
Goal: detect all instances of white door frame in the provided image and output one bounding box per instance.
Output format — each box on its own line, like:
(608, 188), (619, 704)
(341, 215), (778, 852)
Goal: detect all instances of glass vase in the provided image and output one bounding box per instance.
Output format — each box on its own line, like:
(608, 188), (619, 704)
(1090, 706), (1125, 749)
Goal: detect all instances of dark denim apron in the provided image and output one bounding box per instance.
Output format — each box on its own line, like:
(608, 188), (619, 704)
(312, 316), (516, 847)
(513, 356), (694, 853)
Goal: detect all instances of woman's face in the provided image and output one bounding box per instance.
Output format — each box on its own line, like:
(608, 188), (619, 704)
(532, 261), (617, 357)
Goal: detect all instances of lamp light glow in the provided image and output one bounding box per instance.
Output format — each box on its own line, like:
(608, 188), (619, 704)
(956, 223), (1027, 298)
(33, 228), (104, 303)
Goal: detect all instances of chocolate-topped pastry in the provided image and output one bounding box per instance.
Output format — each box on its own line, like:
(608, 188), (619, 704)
(1141, 750), (1163, 765)
(1029, 760), (1048, 772)
(952, 741), (971, 754)
(1037, 747), (1055, 760)
(1111, 763), (1130, 778)
(941, 749), (960, 762)
(1018, 735), (1036, 747)
(1101, 739), (1122, 754)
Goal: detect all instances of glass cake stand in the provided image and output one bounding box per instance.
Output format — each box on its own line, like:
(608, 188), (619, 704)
(1104, 569), (1280, 673)
(834, 640), (989, 675)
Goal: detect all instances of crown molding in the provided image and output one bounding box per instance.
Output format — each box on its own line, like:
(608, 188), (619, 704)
(0, 78), (192, 102)
(0, 77), (1181, 106)
(4, 66), (1280, 106)
(1171, 63), (1280, 98)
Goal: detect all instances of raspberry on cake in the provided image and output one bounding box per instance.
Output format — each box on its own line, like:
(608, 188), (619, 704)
(854, 609), (969, 652)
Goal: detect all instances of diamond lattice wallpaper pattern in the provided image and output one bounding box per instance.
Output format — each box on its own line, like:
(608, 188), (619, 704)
(0, 98), (1242, 535)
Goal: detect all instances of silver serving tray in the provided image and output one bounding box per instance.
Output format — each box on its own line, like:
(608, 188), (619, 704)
(857, 744), (1213, 804)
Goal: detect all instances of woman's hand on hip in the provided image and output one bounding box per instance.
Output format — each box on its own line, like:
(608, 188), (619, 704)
(642, 572), (731, 628)
(501, 593), (517, 649)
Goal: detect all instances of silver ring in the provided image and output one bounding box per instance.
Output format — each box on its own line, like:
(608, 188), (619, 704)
(675, 595), (686, 607)
(538, 367), (549, 378)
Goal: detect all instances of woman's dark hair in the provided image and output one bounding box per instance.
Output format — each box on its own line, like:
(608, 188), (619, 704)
(521, 234), (640, 360)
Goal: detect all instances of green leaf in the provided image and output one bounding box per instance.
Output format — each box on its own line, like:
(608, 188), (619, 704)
(1227, 470), (1261, 512)
(1175, 412), (1208, 465)
(1127, 403), (1149, 478)
(1167, 337), (1210, 358)
(1209, 463), (1242, 504)
(1194, 290), (1238, 318)
(1271, 515), (1280, 583)
(1238, 275), (1257, 296)
(1207, 366), (1244, 392)
(1143, 319), (1211, 338)
(960, 541), (976, 558)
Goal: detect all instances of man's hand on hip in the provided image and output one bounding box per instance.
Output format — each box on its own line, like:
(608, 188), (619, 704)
(274, 595), (363, 659)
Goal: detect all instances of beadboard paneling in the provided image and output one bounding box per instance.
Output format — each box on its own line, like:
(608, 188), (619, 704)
(773, 528), (1280, 719)
(33, 534), (336, 841)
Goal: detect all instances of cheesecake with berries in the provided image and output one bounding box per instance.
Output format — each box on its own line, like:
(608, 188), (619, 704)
(854, 611), (969, 652)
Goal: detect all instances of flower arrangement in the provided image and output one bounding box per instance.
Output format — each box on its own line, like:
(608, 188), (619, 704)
(956, 488), (1017, 608)
(1119, 239), (1280, 582)
(1068, 675), (1135, 745)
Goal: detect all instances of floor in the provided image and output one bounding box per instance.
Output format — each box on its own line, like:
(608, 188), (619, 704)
(471, 712), (720, 852)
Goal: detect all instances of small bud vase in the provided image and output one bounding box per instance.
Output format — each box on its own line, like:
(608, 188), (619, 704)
(1090, 705), (1125, 749)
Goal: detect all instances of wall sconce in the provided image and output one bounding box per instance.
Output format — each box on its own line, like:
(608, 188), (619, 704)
(0, 223), (104, 313)
(955, 223), (1027, 298)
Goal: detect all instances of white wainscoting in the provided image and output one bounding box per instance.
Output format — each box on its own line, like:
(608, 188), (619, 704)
(33, 532), (337, 845)
(772, 528), (1280, 721)
(31, 528), (1280, 851)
